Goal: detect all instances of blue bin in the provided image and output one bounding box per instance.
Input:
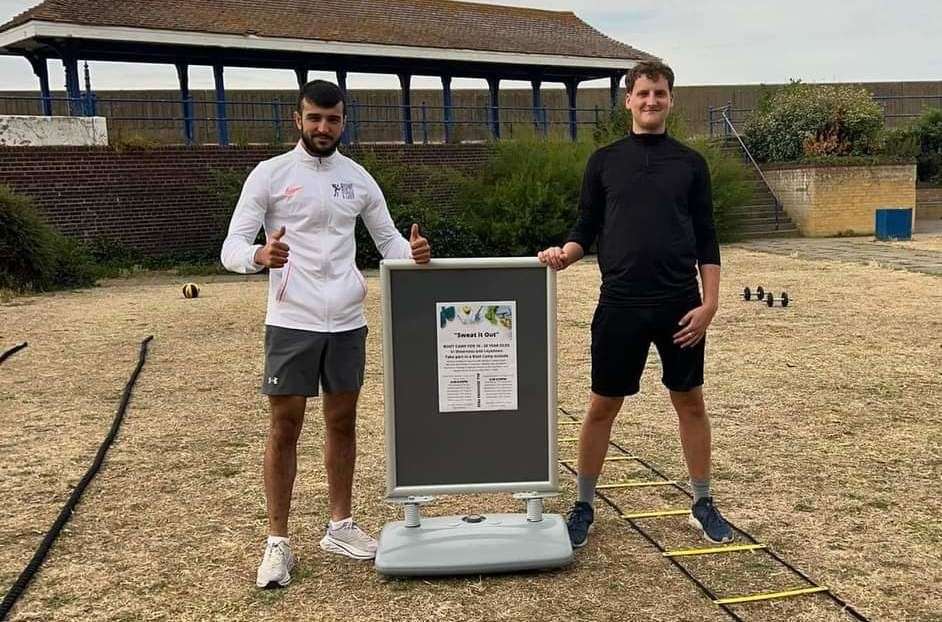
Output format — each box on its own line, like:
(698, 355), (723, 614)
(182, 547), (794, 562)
(874, 208), (913, 241)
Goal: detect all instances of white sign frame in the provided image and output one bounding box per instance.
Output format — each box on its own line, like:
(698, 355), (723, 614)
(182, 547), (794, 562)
(380, 257), (558, 497)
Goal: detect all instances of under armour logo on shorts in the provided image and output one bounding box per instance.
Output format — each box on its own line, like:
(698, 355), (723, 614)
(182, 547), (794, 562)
(267, 376), (279, 385)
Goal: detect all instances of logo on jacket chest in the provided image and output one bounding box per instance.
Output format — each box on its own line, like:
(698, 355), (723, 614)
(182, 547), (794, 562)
(332, 183), (355, 200)
(281, 184), (303, 199)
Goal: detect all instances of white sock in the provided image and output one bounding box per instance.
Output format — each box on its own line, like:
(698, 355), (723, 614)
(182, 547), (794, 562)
(329, 516), (353, 530)
(267, 535), (289, 546)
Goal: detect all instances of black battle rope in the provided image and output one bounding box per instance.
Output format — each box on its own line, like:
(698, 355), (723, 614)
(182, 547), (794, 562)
(0, 342), (28, 365)
(559, 407), (870, 622)
(0, 336), (153, 621)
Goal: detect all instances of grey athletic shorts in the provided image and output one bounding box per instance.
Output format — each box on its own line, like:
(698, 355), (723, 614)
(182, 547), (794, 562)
(262, 325), (368, 397)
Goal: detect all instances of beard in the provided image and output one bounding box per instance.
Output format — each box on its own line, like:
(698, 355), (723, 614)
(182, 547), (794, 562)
(300, 131), (341, 157)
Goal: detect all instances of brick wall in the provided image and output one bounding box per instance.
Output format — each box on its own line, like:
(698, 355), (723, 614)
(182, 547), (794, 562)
(916, 185), (942, 220)
(762, 164), (917, 236)
(0, 143), (493, 256)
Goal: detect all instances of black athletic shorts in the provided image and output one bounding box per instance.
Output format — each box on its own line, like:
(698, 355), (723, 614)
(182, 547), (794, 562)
(262, 325), (368, 397)
(590, 299), (705, 397)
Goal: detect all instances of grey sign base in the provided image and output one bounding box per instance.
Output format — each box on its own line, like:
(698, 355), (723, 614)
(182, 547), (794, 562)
(374, 513), (573, 576)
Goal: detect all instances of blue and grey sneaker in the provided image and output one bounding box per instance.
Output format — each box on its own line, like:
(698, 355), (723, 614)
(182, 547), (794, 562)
(566, 501), (595, 548)
(688, 497), (734, 544)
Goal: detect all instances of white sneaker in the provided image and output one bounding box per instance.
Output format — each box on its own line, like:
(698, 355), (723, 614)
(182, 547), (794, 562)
(319, 520), (378, 560)
(255, 540), (297, 589)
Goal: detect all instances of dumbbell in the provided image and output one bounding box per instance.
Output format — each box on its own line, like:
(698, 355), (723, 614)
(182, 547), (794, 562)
(742, 286), (766, 301)
(765, 291), (790, 307)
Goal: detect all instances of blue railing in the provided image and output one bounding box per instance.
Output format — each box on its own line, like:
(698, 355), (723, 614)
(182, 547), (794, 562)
(0, 94), (615, 146)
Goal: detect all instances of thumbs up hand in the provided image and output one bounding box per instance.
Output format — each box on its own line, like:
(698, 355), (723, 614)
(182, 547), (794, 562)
(254, 225), (290, 268)
(409, 223), (431, 264)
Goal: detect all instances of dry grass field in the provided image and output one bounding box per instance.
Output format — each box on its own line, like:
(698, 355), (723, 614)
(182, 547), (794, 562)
(1, 244), (940, 621)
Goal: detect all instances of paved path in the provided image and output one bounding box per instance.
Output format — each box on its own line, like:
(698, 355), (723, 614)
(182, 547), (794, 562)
(734, 235), (942, 277)
(915, 219), (942, 235)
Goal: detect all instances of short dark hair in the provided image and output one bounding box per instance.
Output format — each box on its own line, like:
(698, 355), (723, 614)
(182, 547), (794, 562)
(297, 80), (346, 115)
(625, 61), (675, 94)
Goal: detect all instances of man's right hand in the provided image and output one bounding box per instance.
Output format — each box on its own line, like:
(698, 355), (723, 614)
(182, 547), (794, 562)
(254, 226), (289, 268)
(538, 246), (571, 271)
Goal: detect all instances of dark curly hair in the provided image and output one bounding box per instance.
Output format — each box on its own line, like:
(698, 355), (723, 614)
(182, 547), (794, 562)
(625, 61), (675, 94)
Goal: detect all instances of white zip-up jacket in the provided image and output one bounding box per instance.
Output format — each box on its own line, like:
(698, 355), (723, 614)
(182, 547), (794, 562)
(221, 142), (412, 332)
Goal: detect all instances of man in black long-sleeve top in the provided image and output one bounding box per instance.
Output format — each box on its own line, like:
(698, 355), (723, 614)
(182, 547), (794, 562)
(539, 61), (733, 549)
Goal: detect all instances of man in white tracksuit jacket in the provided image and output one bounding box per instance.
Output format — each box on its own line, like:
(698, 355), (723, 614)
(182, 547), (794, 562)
(221, 80), (431, 589)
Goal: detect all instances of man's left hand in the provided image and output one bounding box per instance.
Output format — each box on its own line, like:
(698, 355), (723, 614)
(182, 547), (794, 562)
(410, 223), (431, 264)
(673, 303), (717, 349)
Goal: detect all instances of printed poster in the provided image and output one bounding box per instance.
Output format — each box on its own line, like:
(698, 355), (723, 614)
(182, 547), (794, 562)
(436, 301), (517, 413)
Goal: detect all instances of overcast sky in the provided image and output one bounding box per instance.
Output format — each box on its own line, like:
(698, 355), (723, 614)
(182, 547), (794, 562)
(0, 0), (938, 91)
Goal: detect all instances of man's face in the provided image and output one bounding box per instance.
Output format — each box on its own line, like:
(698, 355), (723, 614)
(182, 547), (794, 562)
(626, 74), (673, 133)
(294, 98), (345, 156)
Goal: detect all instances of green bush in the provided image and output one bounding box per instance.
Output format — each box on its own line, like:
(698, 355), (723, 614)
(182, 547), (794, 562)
(354, 196), (484, 268)
(879, 127), (921, 160)
(0, 185), (96, 292)
(450, 113), (752, 256)
(868, 109), (942, 183)
(51, 236), (99, 288)
(452, 137), (595, 256)
(919, 154), (942, 184)
(352, 151), (485, 267)
(88, 237), (225, 277)
(210, 167), (265, 252)
(914, 107), (942, 151)
(686, 139), (752, 243)
(911, 108), (942, 183)
(109, 132), (162, 152)
(208, 153), (485, 270)
(593, 105), (689, 145)
(85, 236), (145, 273)
(744, 83), (884, 162)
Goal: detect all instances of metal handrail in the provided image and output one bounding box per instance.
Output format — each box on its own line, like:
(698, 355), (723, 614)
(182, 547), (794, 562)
(708, 104), (750, 138)
(717, 105), (783, 230)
